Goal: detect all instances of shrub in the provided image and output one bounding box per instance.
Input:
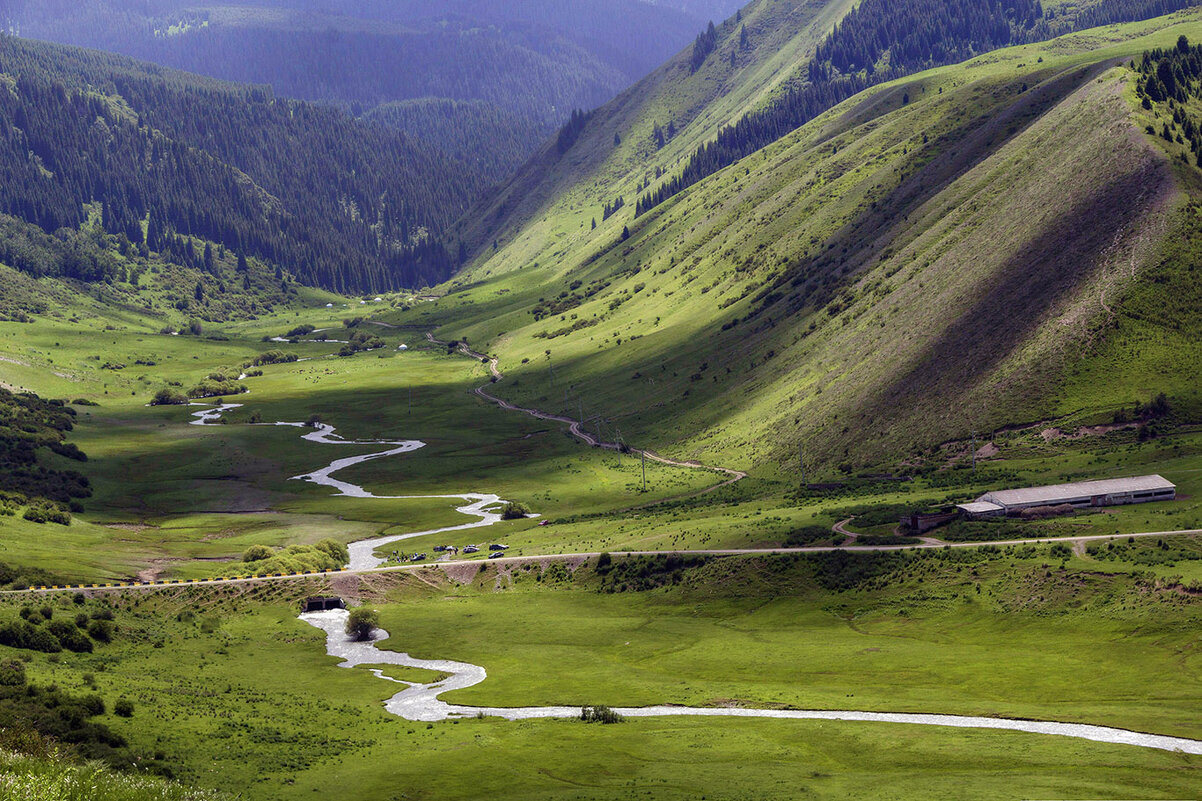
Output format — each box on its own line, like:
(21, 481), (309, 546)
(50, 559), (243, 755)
(114, 698), (135, 718)
(784, 526), (834, 546)
(500, 502), (530, 520)
(0, 658), (26, 686)
(186, 379), (247, 399)
(346, 608), (379, 641)
(0, 621), (61, 653)
(242, 545), (273, 563)
(150, 388), (188, 406)
(48, 621), (93, 653)
(581, 705), (624, 724)
(314, 538), (349, 565)
(79, 694), (105, 716)
(23, 501), (70, 525)
(87, 620), (114, 643)
(249, 350), (298, 367)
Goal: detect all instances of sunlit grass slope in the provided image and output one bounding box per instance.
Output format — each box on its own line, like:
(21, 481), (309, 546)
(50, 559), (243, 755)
(405, 11), (1202, 479)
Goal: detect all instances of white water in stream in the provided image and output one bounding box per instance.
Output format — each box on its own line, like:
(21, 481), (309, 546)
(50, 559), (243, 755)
(190, 404), (1202, 754)
(188, 404), (505, 569)
(299, 610), (1202, 753)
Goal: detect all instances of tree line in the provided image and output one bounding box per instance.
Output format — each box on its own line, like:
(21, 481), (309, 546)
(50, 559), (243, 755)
(0, 35), (485, 292)
(636, 0), (1198, 218)
(1135, 36), (1202, 166)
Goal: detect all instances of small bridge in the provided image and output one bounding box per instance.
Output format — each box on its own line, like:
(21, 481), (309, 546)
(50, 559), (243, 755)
(301, 596), (346, 613)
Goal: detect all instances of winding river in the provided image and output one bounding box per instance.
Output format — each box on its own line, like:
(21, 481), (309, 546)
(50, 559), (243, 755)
(190, 403), (1202, 754)
(189, 404), (505, 569)
(299, 609), (1202, 754)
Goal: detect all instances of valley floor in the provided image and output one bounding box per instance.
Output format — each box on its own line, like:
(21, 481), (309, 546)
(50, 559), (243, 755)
(0, 296), (1198, 801)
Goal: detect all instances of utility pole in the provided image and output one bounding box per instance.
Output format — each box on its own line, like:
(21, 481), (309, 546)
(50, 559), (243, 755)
(641, 449), (647, 492)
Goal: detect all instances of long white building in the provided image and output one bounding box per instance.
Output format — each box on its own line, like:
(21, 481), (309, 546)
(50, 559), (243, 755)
(958, 475), (1176, 518)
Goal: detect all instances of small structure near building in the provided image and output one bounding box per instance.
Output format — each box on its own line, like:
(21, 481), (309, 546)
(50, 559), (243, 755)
(957, 501), (1006, 520)
(958, 475), (1175, 518)
(301, 596), (345, 613)
(905, 510), (960, 533)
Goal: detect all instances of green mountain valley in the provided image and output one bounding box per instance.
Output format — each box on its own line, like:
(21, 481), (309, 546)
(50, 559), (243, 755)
(0, 0), (1199, 798)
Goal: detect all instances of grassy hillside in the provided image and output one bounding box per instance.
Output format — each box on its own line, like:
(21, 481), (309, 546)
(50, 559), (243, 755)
(398, 10), (1202, 479)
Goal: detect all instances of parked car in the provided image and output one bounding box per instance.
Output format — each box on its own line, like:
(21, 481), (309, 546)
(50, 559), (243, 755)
(463, 545), (480, 554)
(489, 543), (509, 551)
(489, 552), (504, 559)
(433, 545), (447, 552)
(409, 553), (427, 562)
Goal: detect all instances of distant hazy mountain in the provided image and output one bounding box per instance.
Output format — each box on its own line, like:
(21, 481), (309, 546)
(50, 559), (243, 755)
(4, 0), (727, 182)
(637, 0), (748, 20)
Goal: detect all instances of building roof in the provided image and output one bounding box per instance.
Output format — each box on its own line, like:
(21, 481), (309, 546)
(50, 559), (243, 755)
(979, 475), (1175, 508)
(957, 501), (1005, 514)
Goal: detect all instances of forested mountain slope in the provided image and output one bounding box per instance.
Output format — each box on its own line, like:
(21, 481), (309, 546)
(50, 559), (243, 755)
(405, 8), (1202, 479)
(4, 0), (737, 181)
(0, 34), (483, 292)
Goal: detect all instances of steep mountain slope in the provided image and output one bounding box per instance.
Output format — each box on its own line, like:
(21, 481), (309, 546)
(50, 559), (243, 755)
(4, 0), (735, 181)
(403, 9), (1202, 479)
(0, 34), (483, 292)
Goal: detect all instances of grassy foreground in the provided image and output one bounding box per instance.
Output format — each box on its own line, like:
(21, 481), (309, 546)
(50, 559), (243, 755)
(0, 749), (222, 801)
(2, 542), (1196, 800)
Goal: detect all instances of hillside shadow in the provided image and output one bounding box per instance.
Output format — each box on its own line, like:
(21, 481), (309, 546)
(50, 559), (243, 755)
(748, 61), (1113, 319)
(856, 150), (1169, 445)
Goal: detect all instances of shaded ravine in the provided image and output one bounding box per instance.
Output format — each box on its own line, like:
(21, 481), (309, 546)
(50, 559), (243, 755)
(188, 404), (506, 570)
(299, 609), (1202, 753)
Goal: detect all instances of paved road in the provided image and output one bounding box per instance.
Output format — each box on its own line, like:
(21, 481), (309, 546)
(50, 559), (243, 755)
(9, 528), (1199, 597)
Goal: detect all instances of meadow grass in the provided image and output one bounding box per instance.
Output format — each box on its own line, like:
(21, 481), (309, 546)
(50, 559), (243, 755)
(1, 547), (1196, 800)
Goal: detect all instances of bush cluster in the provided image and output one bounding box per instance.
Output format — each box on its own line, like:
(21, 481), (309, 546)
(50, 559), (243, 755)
(0, 604), (118, 654)
(580, 705), (624, 724)
(500, 502), (530, 520)
(22, 500), (71, 525)
(234, 539), (348, 576)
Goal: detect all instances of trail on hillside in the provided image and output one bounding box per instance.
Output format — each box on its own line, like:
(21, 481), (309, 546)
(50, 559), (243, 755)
(189, 404), (507, 570)
(425, 332), (748, 501)
(299, 608), (1202, 754)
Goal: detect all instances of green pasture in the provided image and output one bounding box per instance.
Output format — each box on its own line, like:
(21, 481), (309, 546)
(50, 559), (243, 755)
(0, 306), (716, 582)
(3, 546), (1197, 800)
